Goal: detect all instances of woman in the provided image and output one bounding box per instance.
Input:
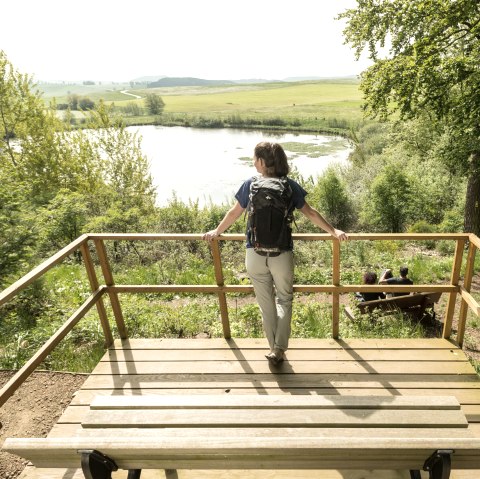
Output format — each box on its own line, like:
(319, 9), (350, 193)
(203, 142), (348, 364)
(355, 271), (385, 302)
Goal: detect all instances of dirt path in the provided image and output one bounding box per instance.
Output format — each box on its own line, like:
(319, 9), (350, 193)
(0, 371), (87, 479)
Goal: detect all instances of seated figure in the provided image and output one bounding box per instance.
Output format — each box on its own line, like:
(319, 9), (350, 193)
(379, 266), (413, 297)
(355, 271), (385, 302)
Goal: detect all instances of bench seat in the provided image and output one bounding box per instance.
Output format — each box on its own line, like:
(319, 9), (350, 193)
(345, 292), (442, 320)
(3, 394), (480, 478)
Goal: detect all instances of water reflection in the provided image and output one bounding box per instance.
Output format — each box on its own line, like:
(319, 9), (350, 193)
(130, 126), (351, 206)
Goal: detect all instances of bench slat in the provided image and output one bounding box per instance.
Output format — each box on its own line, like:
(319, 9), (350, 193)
(81, 408), (468, 428)
(90, 394), (461, 410)
(5, 437), (480, 470)
(52, 425), (476, 439)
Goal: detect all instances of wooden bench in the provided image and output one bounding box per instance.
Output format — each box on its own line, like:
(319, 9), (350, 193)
(344, 292), (442, 321)
(3, 393), (480, 479)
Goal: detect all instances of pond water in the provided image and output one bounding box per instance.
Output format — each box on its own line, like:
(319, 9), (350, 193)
(130, 126), (352, 206)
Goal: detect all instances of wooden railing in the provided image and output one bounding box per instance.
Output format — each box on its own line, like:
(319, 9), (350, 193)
(0, 232), (479, 407)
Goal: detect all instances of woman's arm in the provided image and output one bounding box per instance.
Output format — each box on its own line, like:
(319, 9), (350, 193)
(299, 201), (348, 241)
(203, 201), (245, 241)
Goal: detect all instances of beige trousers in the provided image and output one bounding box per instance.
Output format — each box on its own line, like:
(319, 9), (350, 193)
(245, 248), (294, 351)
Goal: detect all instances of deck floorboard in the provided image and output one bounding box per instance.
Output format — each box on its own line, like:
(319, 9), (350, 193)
(19, 338), (480, 479)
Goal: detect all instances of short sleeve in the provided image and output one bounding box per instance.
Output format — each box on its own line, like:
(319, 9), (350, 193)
(288, 178), (308, 209)
(235, 178), (253, 208)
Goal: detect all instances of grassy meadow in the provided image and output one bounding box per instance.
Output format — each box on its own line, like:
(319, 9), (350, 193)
(39, 78), (365, 133)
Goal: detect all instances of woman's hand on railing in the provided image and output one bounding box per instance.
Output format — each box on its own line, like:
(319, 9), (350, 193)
(203, 229), (220, 242)
(333, 229), (349, 241)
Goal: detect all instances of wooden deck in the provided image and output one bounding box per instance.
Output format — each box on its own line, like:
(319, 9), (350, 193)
(19, 337), (480, 479)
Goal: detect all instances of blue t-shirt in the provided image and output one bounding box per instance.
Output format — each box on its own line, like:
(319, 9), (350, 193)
(235, 176), (307, 248)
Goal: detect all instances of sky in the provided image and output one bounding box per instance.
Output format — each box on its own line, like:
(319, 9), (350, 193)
(0, 0), (370, 83)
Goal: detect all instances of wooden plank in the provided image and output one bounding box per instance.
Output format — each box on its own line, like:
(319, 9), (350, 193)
(90, 360), (476, 375)
(100, 347), (470, 362)
(80, 373), (480, 390)
(109, 338), (459, 350)
(48, 423), (475, 439)
(5, 436), (480, 470)
(461, 405), (480, 422)
(81, 408), (468, 428)
(69, 388), (480, 406)
(0, 235), (88, 307)
(16, 465), (420, 479)
(443, 238), (465, 337)
(16, 465), (427, 479)
(89, 394), (461, 410)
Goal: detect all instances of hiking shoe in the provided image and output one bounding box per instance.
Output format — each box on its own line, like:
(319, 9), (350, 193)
(265, 349), (285, 365)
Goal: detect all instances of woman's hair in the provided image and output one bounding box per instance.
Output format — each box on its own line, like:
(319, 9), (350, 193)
(363, 271), (378, 285)
(254, 142), (290, 177)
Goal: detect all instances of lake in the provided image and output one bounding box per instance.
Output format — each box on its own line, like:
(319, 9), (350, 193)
(130, 126), (352, 206)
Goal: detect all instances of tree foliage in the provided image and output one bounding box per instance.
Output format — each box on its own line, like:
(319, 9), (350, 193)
(308, 167), (356, 231)
(0, 51), (158, 284)
(144, 93), (165, 115)
(340, 0), (480, 234)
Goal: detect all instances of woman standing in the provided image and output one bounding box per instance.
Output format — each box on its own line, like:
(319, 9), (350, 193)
(203, 142), (348, 364)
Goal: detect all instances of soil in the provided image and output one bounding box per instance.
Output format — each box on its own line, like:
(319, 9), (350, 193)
(0, 371), (87, 479)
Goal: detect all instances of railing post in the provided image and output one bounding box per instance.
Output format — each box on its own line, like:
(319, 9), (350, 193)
(456, 241), (477, 347)
(210, 239), (231, 339)
(443, 239), (465, 339)
(80, 242), (114, 347)
(332, 240), (340, 339)
(93, 239), (128, 339)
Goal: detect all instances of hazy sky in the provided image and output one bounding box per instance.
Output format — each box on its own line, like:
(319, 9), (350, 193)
(1, 0), (369, 82)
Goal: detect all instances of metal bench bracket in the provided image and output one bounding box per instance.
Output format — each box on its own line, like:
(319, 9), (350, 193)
(80, 449), (118, 479)
(424, 449), (453, 479)
(79, 449), (142, 479)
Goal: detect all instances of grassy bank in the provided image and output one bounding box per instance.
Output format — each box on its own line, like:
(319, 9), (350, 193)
(43, 79), (365, 135)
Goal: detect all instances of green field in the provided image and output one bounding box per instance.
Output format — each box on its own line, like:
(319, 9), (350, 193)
(39, 78), (365, 133)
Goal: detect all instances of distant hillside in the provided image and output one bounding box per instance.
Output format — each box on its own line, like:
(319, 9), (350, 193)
(147, 77), (235, 88)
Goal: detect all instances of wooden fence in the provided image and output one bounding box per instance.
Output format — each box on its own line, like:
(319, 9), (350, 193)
(0, 232), (479, 407)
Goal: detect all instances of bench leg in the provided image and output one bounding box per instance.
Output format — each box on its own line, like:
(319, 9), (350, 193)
(424, 449), (453, 479)
(410, 471), (421, 479)
(80, 449), (118, 479)
(127, 470), (142, 479)
(80, 449), (141, 479)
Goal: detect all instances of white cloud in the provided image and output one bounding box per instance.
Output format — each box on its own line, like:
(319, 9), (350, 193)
(1, 0), (369, 82)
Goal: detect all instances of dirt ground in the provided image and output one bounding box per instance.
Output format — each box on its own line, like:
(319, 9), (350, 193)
(0, 371), (87, 479)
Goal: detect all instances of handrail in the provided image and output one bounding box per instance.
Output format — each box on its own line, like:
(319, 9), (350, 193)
(0, 234), (89, 307)
(0, 232), (478, 408)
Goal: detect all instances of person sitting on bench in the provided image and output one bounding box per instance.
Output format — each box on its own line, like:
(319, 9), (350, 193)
(379, 266), (413, 297)
(355, 271), (385, 302)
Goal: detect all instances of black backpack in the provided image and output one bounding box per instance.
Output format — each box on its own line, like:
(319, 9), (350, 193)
(247, 176), (294, 256)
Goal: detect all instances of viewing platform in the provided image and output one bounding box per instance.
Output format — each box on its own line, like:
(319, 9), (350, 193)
(1, 233), (480, 479)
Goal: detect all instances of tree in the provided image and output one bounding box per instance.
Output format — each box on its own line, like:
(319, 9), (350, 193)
(340, 0), (480, 235)
(144, 93), (165, 115)
(363, 164), (411, 232)
(308, 167), (356, 231)
(78, 96), (95, 110)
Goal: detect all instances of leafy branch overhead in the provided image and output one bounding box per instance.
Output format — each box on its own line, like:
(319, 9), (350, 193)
(340, 0), (480, 236)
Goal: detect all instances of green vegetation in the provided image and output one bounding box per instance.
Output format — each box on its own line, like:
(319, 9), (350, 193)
(39, 78), (364, 135)
(1, 24), (480, 377)
(341, 0), (480, 236)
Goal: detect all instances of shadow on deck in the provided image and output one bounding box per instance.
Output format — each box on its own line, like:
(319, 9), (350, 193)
(19, 337), (480, 479)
